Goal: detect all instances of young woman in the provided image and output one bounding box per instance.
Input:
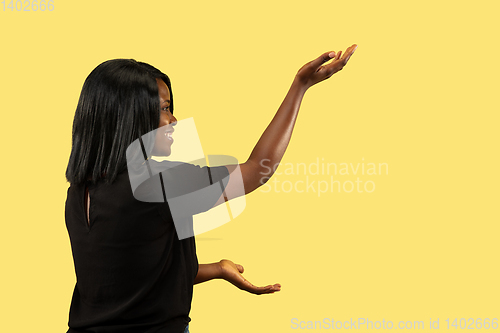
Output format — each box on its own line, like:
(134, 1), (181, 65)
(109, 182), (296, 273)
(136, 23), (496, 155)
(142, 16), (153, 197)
(65, 44), (357, 333)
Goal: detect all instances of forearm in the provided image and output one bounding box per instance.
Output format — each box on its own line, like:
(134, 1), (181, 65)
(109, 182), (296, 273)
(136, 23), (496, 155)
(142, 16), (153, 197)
(194, 262), (222, 285)
(224, 47), (357, 196)
(244, 77), (308, 192)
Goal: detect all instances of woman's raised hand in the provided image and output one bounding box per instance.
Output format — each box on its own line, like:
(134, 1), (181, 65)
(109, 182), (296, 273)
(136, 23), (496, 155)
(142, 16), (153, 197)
(219, 259), (281, 295)
(295, 44), (358, 89)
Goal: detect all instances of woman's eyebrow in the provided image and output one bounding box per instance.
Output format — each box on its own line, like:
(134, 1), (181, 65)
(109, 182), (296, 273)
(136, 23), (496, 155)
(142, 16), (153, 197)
(161, 100), (171, 105)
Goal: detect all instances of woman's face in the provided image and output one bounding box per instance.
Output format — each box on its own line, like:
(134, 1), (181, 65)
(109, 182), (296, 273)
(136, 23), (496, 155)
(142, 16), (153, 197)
(152, 78), (177, 156)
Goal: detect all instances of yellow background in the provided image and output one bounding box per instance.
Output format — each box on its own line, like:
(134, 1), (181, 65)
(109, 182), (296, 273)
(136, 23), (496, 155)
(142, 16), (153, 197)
(1, 0), (499, 332)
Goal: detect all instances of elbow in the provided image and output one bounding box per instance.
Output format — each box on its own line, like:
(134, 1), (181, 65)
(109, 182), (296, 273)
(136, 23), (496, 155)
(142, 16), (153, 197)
(250, 170), (274, 193)
(258, 172), (273, 186)
(244, 173), (273, 195)
(242, 159), (276, 194)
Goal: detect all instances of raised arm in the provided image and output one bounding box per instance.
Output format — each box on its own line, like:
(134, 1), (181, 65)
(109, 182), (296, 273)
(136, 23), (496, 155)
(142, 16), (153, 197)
(214, 44), (358, 204)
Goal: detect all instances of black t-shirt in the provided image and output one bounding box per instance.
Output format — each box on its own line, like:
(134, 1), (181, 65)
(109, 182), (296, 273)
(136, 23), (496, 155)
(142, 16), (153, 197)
(65, 161), (230, 333)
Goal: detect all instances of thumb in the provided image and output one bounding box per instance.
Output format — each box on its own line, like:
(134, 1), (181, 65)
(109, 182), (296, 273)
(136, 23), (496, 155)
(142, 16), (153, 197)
(309, 51), (336, 69)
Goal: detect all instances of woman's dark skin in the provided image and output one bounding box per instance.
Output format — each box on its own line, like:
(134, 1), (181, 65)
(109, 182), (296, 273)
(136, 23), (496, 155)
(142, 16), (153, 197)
(90, 44), (358, 295)
(215, 44), (358, 204)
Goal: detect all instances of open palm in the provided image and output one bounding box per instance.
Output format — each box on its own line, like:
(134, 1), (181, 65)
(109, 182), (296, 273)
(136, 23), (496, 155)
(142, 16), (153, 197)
(219, 259), (281, 295)
(296, 44), (358, 88)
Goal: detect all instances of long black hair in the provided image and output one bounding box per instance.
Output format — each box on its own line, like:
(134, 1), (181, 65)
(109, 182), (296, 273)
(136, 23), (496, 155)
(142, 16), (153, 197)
(65, 59), (174, 186)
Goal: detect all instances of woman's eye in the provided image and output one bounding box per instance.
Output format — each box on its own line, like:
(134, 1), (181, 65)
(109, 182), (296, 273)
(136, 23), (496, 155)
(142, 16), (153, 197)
(162, 107), (170, 112)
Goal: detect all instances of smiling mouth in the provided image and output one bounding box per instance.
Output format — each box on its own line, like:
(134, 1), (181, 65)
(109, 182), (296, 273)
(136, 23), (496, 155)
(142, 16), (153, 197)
(164, 130), (174, 141)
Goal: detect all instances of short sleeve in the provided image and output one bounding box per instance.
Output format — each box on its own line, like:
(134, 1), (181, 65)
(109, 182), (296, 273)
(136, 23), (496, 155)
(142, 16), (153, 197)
(159, 163), (230, 239)
(159, 162), (230, 202)
(130, 160), (230, 239)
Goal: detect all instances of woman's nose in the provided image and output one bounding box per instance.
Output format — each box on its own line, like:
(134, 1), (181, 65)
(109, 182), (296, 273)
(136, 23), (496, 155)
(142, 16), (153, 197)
(169, 112), (177, 126)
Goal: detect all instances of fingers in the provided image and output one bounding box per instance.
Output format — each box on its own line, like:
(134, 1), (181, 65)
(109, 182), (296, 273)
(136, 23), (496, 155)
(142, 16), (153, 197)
(222, 262), (281, 295)
(321, 44), (357, 75)
(346, 45), (357, 56)
(234, 274), (281, 295)
(269, 283), (281, 293)
(226, 262), (280, 295)
(316, 44), (357, 68)
(309, 51), (336, 70)
(335, 50), (342, 61)
(247, 283), (281, 295)
(341, 44), (358, 64)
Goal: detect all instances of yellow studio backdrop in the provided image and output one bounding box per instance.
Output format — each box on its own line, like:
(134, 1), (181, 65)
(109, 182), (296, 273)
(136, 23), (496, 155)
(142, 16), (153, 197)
(1, 0), (499, 332)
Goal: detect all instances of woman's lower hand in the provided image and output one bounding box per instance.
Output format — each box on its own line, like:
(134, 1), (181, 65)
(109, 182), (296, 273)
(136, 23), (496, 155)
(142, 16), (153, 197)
(219, 259), (281, 295)
(295, 44), (358, 90)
